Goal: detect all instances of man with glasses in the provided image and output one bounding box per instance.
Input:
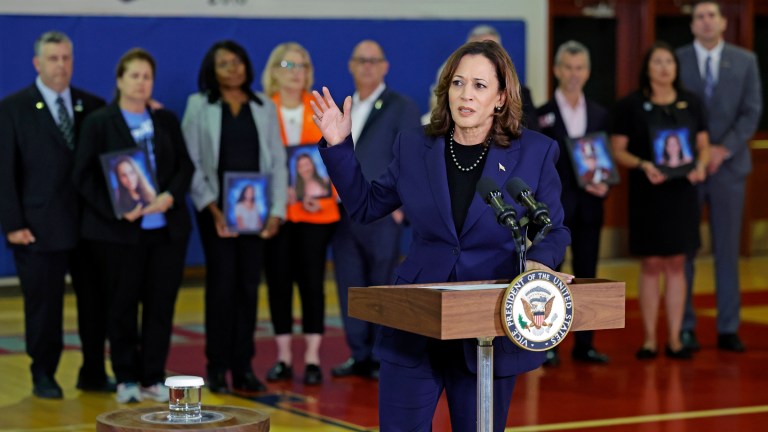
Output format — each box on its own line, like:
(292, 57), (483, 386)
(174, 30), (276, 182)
(331, 39), (421, 379)
(0, 31), (107, 398)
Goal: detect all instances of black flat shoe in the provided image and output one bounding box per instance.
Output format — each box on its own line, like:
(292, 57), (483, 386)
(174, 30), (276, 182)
(331, 358), (379, 379)
(232, 371), (267, 394)
(718, 333), (745, 352)
(77, 375), (117, 392)
(33, 375), (63, 399)
(207, 371), (230, 394)
(665, 345), (693, 360)
(542, 349), (560, 367)
(635, 347), (658, 360)
(266, 361), (293, 382)
(680, 330), (701, 352)
(304, 364), (322, 386)
(572, 349), (610, 364)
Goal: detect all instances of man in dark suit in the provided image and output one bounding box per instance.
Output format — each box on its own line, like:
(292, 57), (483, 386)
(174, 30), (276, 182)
(331, 40), (422, 379)
(677, 0), (762, 352)
(537, 40), (610, 366)
(0, 31), (108, 398)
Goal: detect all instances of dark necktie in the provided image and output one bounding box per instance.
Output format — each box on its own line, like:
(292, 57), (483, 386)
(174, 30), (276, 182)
(704, 56), (715, 101)
(56, 96), (74, 149)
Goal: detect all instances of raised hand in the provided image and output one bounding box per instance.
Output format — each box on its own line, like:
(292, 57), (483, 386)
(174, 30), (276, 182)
(310, 87), (352, 146)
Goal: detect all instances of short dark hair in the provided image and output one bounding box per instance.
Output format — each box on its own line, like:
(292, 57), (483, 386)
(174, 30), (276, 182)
(34, 31), (72, 57)
(692, 0), (722, 16)
(197, 40), (260, 104)
(426, 40), (523, 146)
(639, 41), (682, 97)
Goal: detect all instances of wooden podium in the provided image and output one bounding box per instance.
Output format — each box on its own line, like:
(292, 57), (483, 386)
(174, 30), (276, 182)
(348, 278), (625, 431)
(349, 278), (625, 339)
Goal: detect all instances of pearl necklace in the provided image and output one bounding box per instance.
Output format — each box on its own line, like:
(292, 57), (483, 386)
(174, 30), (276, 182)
(448, 128), (490, 172)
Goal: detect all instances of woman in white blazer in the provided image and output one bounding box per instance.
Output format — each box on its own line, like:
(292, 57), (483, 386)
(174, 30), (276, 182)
(182, 40), (287, 395)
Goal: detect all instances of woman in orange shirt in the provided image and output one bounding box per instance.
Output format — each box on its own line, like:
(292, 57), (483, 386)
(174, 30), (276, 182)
(261, 42), (339, 385)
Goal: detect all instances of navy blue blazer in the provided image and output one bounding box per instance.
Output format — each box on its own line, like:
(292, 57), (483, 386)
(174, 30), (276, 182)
(321, 127), (570, 376)
(353, 87), (422, 182)
(536, 98), (609, 218)
(0, 84), (105, 251)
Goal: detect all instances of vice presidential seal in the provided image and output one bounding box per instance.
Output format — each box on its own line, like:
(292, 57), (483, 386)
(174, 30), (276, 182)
(501, 270), (574, 351)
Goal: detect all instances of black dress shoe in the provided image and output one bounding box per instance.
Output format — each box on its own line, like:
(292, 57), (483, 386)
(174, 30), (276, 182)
(304, 364), (322, 386)
(635, 348), (658, 360)
(542, 349), (560, 367)
(77, 375), (117, 392)
(33, 375), (63, 399)
(232, 371), (267, 394)
(266, 362), (293, 382)
(665, 345), (693, 360)
(680, 330), (701, 352)
(331, 358), (379, 379)
(207, 371), (230, 394)
(572, 349), (610, 364)
(718, 333), (745, 352)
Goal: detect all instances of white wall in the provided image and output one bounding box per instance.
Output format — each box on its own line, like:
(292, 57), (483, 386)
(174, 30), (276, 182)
(0, 0), (549, 103)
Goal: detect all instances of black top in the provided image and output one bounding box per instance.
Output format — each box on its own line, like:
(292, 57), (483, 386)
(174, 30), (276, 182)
(218, 103), (261, 206)
(610, 90), (706, 256)
(445, 135), (489, 235)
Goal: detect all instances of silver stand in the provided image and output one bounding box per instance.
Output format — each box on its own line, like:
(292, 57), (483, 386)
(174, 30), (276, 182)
(477, 336), (494, 432)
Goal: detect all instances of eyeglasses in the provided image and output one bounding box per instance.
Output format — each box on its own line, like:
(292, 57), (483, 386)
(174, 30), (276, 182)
(351, 57), (386, 65)
(279, 60), (310, 71)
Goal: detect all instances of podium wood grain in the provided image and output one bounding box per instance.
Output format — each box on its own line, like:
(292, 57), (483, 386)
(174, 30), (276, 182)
(96, 406), (269, 432)
(349, 278), (625, 339)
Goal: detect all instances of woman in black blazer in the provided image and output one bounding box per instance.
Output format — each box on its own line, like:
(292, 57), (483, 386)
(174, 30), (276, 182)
(72, 48), (193, 404)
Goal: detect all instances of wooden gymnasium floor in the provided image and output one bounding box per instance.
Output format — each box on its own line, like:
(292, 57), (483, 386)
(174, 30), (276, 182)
(1, 254), (768, 432)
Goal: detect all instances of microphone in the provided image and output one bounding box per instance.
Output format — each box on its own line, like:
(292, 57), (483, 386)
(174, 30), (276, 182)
(505, 177), (552, 227)
(476, 177), (522, 242)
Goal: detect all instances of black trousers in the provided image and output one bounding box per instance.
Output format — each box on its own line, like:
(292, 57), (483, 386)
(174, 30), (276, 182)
(561, 196), (604, 351)
(197, 210), (263, 374)
(92, 228), (188, 385)
(70, 240), (109, 383)
(264, 221), (336, 335)
(14, 249), (68, 378)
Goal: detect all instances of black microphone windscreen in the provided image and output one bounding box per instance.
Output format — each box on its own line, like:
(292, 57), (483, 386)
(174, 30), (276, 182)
(476, 177), (499, 199)
(505, 177), (529, 199)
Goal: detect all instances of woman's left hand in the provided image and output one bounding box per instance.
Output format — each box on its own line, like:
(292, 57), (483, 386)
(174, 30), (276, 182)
(525, 260), (574, 284)
(310, 87), (352, 146)
(143, 192), (174, 214)
(260, 216), (281, 239)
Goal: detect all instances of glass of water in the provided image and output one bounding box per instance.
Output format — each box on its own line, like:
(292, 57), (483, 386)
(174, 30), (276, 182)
(165, 376), (204, 421)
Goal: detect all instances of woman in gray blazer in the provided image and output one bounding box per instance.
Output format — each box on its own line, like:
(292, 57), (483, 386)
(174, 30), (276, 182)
(182, 40), (287, 395)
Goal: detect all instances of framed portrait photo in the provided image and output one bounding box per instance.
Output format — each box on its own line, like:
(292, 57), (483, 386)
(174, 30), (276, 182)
(286, 145), (332, 202)
(566, 132), (619, 189)
(651, 127), (695, 178)
(222, 172), (270, 234)
(99, 148), (158, 218)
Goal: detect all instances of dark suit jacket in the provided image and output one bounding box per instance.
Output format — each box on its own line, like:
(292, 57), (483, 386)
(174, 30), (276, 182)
(0, 84), (105, 252)
(676, 43), (762, 177)
(354, 87), (422, 181)
(72, 103), (193, 244)
(536, 98), (609, 219)
(321, 128), (570, 376)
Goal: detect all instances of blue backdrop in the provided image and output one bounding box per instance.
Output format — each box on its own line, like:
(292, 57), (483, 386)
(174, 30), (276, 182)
(0, 14), (526, 276)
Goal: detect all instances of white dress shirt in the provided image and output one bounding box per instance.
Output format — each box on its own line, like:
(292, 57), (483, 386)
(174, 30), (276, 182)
(694, 39), (724, 83)
(36, 76), (72, 125)
(351, 82), (386, 145)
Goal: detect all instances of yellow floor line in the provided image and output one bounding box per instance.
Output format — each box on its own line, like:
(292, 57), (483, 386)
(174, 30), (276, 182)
(507, 404), (768, 431)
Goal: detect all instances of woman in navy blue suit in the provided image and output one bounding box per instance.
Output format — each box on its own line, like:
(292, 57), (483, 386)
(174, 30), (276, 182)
(312, 41), (571, 431)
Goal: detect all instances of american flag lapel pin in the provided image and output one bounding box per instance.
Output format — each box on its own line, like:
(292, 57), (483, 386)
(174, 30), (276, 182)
(498, 163), (506, 172)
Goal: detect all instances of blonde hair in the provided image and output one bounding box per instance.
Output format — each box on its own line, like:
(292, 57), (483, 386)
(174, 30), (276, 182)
(260, 42), (314, 96)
